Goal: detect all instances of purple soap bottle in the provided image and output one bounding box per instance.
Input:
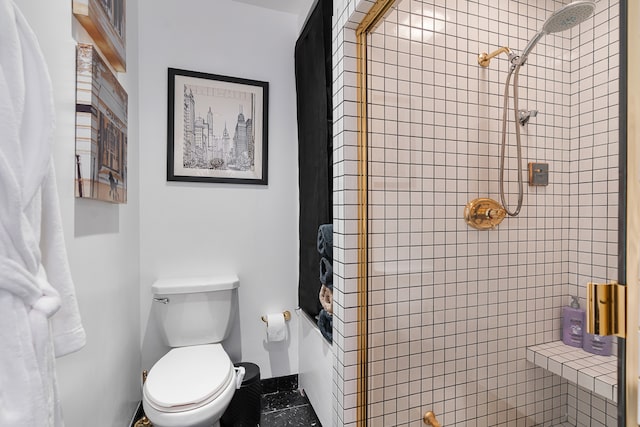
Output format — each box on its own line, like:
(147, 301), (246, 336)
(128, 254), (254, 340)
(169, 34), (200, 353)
(562, 296), (585, 348)
(583, 331), (612, 356)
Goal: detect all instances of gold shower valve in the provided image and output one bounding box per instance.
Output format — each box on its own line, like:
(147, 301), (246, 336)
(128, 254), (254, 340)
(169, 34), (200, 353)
(463, 198), (506, 230)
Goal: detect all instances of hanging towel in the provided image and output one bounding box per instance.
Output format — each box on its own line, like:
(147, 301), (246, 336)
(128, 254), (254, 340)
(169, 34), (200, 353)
(319, 256), (333, 287)
(317, 309), (333, 343)
(317, 224), (333, 260)
(0, 2), (86, 426)
(318, 284), (333, 314)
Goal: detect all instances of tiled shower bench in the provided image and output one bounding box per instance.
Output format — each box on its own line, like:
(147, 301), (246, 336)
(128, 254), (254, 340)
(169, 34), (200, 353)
(527, 341), (617, 402)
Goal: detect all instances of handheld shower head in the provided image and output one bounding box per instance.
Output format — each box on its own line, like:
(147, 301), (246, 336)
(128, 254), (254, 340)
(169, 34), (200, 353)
(487, 1), (596, 219)
(543, 0), (597, 34)
(519, 1), (596, 64)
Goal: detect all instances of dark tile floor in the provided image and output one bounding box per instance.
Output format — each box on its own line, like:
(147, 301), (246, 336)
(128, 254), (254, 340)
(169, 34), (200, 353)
(131, 374), (322, 427)
(260, 375), (322, 427)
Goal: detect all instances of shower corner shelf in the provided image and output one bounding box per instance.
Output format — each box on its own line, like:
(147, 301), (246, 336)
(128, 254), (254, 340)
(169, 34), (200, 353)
(527, 341), (617, 402)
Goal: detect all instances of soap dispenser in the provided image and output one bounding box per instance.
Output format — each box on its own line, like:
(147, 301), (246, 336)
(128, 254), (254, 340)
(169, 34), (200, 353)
(562, 296), (585, 348)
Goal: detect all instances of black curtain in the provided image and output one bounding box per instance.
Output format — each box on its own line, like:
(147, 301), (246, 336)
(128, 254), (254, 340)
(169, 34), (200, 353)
(295, 0), (333, 318)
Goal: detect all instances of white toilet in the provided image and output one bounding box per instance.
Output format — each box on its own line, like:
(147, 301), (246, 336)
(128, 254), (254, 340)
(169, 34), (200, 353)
(143, 275), (241, 427)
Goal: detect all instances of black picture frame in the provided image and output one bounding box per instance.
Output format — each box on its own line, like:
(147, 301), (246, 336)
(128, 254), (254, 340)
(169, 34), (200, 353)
(167, 68), (269, 185)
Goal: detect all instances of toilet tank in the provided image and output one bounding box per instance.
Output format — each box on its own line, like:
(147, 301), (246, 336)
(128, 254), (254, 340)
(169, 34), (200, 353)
(151, 275), (239, 347)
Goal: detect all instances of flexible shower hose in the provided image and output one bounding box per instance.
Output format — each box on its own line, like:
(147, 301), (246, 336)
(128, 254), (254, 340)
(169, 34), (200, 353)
(499, 61), (525, 216)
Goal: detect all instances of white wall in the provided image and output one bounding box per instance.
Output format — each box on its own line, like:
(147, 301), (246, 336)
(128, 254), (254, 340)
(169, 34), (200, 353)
(298, 311), (333, 427)
(138, 0), (301, 379)
(12, 0), (142, 425)
(296, 0), (318, 33)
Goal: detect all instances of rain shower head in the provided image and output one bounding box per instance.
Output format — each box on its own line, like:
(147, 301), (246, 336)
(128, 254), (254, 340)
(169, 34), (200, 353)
(519, 1), (596, 64)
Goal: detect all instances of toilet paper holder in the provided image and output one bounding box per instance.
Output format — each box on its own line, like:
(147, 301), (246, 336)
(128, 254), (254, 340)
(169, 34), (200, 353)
(261, 311), (291, 324)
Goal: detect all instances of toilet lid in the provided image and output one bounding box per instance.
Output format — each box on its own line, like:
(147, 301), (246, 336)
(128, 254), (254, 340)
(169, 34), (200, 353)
(144, 344), (234, 412)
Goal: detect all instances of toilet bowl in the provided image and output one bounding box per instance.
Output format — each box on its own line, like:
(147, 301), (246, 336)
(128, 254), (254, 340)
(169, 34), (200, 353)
(143, 276), (240, 427)
(143, 344), (236, 427)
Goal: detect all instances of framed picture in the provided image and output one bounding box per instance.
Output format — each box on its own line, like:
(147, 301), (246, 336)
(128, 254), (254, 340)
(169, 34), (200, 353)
(167, 68), (269, 185)
(73, 0), (126, 71)
(75, 43), (128, 204)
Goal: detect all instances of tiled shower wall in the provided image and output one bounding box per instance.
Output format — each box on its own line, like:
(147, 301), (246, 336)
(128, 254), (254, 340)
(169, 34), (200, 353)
(331, 0), (620, 426)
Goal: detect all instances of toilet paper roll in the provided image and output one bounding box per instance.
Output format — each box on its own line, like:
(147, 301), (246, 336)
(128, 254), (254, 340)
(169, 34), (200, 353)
(265, 313), (287, 342)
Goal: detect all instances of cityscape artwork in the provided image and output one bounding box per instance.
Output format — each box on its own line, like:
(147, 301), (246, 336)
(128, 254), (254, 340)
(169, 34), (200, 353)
(75, 43), (128, 203)
(73, 0), (126, 71)
(167, 68), (269, 185)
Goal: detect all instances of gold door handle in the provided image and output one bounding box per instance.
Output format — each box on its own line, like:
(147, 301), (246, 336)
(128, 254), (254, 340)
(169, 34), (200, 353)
(423, 411), (441, 427)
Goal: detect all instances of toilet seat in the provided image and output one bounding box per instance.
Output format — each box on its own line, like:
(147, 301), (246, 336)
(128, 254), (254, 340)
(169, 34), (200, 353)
(144, 344), (234, 413)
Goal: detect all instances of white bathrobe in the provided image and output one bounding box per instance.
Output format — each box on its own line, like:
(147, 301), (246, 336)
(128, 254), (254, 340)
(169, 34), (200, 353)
(0, 1), (87, 426)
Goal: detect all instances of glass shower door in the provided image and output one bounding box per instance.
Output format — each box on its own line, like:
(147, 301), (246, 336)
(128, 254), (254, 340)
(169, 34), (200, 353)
(359, 0), (625, 425)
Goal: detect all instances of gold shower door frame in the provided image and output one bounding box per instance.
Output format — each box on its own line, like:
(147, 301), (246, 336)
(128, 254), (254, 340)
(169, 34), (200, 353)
(354, 0), (638, 425)
(355, 0), (397, 424)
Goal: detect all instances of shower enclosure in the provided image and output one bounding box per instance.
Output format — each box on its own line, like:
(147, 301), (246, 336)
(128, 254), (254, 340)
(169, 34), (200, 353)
(330, 0), (628, 426)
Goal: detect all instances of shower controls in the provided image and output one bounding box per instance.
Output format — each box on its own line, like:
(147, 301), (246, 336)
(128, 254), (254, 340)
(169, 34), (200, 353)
(518, 109), (538, 126)
(463, 198), (506, 230)
(528, 162), (549, 186)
